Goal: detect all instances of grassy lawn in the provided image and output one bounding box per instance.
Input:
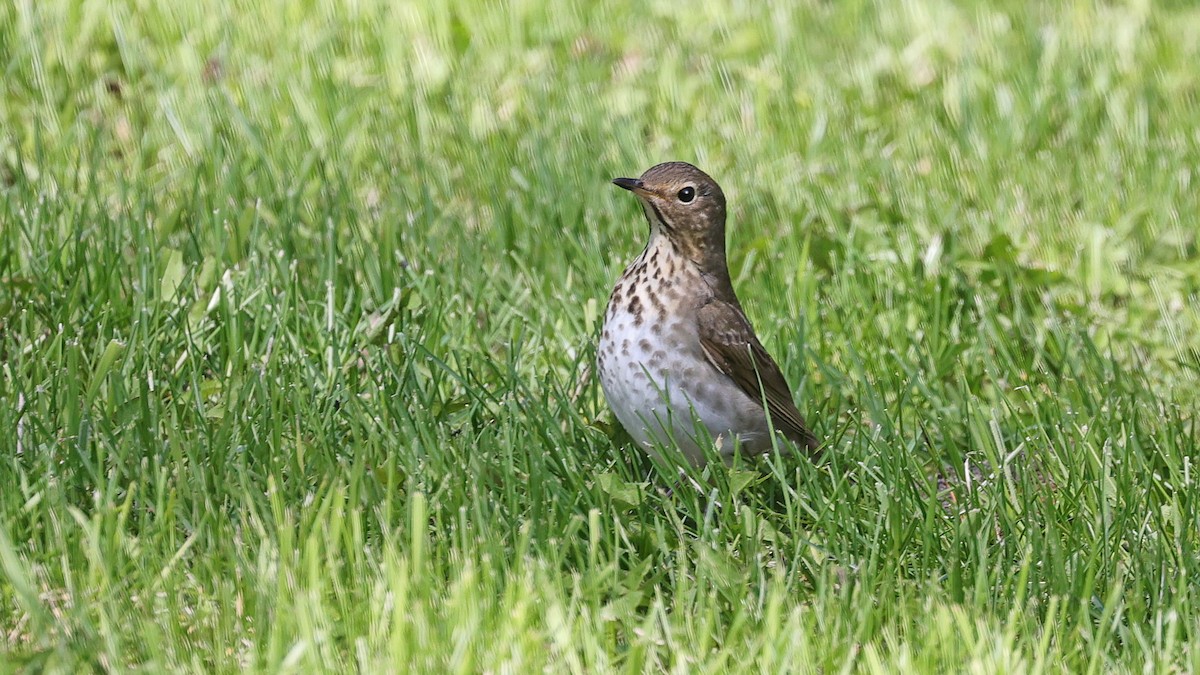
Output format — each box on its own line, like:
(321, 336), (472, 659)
(3, 0), (1200, 671)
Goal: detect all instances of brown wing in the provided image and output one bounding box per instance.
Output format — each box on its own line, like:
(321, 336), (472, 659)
(696, 299), (820, 455)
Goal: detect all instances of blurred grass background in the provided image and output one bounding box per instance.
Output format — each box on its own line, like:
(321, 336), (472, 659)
(2, 0), (1200, 671)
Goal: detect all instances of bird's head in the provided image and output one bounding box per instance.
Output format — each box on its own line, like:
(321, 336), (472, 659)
(612, 161), (728, 267)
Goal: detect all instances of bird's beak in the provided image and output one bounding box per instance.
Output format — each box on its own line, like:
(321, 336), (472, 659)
(611, 177), (648, 195)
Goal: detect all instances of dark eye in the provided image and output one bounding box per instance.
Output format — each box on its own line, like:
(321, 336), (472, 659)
(677, 187), (695, 203)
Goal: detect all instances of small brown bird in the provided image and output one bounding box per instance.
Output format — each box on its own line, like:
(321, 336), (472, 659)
(597, 161), (819, 467)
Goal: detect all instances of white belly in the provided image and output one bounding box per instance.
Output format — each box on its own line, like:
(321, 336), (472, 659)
(597, 301), (769, 466)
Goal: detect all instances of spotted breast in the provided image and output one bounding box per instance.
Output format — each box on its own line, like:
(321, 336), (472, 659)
(596, 235), (776, 466)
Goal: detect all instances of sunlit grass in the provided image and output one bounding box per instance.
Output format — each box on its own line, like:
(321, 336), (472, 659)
(2, 0), (1200, 671)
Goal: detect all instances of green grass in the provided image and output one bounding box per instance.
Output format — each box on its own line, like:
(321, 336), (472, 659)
(3, 0), (1200, 671)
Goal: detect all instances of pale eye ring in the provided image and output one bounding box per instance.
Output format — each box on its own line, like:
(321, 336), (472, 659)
(677, 186), (695, 203)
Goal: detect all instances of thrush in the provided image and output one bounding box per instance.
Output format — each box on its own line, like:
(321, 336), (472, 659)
(597, 161), (819, 467)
